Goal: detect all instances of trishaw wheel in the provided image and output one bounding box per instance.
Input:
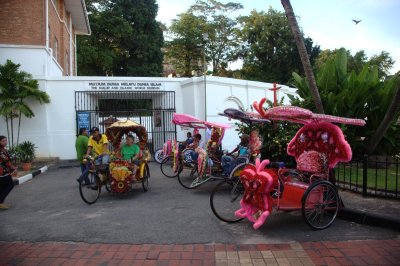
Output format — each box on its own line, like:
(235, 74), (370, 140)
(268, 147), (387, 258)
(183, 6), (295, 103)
(160, 156), (178, 178)
(105, 173), (112, 192)
(79, 172), (101, 204)
(154, 148), (164, 164)
(177, 164), (199, 189)
(182, 148), (195, 165)
(302, 180), (339, 230)
(142, 163), (150, 192)
(228, 162), (248, 180)
(210, 179), (244, 223)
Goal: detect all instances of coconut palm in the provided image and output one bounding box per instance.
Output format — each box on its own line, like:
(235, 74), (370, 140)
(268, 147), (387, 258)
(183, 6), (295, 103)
(280, 0), (324, 114)
(0, 59), (50, 146)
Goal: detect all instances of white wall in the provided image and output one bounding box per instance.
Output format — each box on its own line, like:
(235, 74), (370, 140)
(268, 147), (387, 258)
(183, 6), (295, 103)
(0, 45), (63, 78)
(0, 67), (298, 159)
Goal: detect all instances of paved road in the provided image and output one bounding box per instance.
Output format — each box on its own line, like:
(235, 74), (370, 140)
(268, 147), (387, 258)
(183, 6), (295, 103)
(0, 162), (399, 245)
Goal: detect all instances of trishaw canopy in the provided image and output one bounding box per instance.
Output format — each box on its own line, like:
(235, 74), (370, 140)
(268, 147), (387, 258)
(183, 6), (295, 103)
(172, 113), (231, 146)
(105, 120), (148, 150)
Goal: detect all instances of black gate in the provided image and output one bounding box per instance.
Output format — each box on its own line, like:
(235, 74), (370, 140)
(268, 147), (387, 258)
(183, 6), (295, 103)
(75, 91), (176, 154)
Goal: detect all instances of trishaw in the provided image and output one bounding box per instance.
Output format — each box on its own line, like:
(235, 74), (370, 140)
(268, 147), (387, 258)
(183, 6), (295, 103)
(210, 99), (365, 230)
(160, 113), (233, 189)
(78, 120), (151, 205)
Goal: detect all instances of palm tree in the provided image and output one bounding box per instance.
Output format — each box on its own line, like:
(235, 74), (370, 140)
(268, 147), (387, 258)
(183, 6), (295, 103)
(367, 83), (400, 154)
(281, 0), (324, 114)
(0, 60), (50, 146)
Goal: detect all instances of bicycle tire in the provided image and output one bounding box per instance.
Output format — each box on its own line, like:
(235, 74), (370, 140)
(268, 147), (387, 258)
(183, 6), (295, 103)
(142, 163), (150, 192)
(302, 180), (339, 230)
(79, 172), (101, 204)
(210, 179), (244, 223)
(177, 164), (199, 189)
(154, 148), (164, 164)
(160, 156), (178, 178)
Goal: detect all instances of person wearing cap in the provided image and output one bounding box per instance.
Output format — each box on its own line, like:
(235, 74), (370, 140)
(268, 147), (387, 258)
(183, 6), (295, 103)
(221, 134), (249, 176)
(85, 126), (110, 167)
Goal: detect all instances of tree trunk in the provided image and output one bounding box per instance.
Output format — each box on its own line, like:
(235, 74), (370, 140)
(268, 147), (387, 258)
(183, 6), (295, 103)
(17, 110), (22, 145)
(10, 113), (14, 146)
(367, 85), (400, 154)
(281, 0), (324, 114)
(5, 115), (10, 145)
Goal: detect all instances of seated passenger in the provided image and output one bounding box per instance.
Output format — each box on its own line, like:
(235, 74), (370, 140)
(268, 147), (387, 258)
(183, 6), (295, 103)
(179, 132), (194, 150)
(121, 135), (141, 174)
(221, 134), (249, 176)
(188, 133), (204, 162)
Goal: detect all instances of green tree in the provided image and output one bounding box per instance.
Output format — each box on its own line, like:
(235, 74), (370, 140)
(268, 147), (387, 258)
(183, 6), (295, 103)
(165, 0), (243, 77)
(164, 12), (207, 77)
(77, 0), (164, 76)
(315, 49), (395, 80)
(238, 8), (321, 85)
(289, 48), (400, 155)
(189, 0), (243, 75)
(0, 60), (50, 146)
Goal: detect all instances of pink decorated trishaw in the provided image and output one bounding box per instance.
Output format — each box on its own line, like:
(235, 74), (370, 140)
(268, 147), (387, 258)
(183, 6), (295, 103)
(210, 99), (365, 229)
(160, 113), (233, 188)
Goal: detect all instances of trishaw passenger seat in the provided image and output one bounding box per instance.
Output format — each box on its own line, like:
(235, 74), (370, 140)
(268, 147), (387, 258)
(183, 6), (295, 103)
(296, 150), (328, 174)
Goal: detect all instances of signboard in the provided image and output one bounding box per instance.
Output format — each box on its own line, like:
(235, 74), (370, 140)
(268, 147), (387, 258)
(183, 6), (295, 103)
(87, 81), (164, 91)
(77, 112), (90, 131)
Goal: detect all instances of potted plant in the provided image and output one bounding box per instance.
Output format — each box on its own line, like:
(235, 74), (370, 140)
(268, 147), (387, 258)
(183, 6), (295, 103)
(16, 141), (37, 171)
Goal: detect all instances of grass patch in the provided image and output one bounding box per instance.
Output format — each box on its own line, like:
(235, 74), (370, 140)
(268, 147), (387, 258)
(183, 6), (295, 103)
(335, 162), (400, 191)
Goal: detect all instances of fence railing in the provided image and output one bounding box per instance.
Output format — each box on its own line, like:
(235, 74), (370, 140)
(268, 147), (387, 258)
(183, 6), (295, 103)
(335, 155), (400, 199)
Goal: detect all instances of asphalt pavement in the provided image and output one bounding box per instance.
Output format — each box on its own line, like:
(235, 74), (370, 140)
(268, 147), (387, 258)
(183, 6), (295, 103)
(0, 159), (399, 265)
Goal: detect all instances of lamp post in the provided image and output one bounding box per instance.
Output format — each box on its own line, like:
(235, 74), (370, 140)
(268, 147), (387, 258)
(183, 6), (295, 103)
(202, 33), (208, 121)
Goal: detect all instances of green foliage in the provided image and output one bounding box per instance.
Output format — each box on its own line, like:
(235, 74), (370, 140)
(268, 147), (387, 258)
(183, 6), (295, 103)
(165, 0), (243, 77)
(238, 8), (321, 84)
(0, 60), (50, 146)
(290, 48), (400, 156)
(77, 0), (164, 76)
(165, 12), (207, 77)
(15, 141), (37, 163)
(315, 49), (395, 81)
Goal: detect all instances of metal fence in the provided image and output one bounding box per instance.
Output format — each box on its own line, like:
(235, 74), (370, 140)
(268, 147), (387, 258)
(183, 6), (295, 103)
(75, 91), (176, 155)
(335, 155), (400, 199)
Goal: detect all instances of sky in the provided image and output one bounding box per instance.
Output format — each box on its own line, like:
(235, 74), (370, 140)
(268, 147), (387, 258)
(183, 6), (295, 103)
(156, 0), (400, 74)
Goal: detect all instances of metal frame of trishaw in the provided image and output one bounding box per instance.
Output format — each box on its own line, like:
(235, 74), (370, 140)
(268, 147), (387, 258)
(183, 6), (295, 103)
(78, 120), (151, 205)
(210, 100), (365, 230)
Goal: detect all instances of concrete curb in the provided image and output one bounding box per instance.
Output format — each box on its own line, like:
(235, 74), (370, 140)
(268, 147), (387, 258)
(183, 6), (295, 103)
(338, 207), (400, 231)
(13, 166), (48, 185)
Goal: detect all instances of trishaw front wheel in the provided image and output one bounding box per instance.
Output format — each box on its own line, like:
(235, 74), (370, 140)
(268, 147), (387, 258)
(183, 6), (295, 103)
(160, 156), (178, 178)
(302, 180), (339, 230)
(177, 164), (199, 189)
(79, 172), (101, 204)
(154, 148), (164, 164)
(210, 179), (244, 223)
(142, 163), (150, 192)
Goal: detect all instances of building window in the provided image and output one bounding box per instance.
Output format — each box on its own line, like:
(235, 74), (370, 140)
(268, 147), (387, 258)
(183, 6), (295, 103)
(53, 37), (58, 60)
(65, 51), (69, 76)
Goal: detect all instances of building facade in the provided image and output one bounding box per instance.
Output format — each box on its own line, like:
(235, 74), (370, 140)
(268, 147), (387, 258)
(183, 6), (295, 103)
(0, 0), (90, 77)
(0, 0), (297, 160)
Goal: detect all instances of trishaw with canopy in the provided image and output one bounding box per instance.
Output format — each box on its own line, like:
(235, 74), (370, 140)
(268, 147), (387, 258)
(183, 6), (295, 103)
(160, 113), (233, 188)
(78, 120), (151, 204)
(210, 100), (365, 229)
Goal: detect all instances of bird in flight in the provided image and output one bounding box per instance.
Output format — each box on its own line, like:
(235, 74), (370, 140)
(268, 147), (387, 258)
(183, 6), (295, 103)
(352, 19), (361, 25)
